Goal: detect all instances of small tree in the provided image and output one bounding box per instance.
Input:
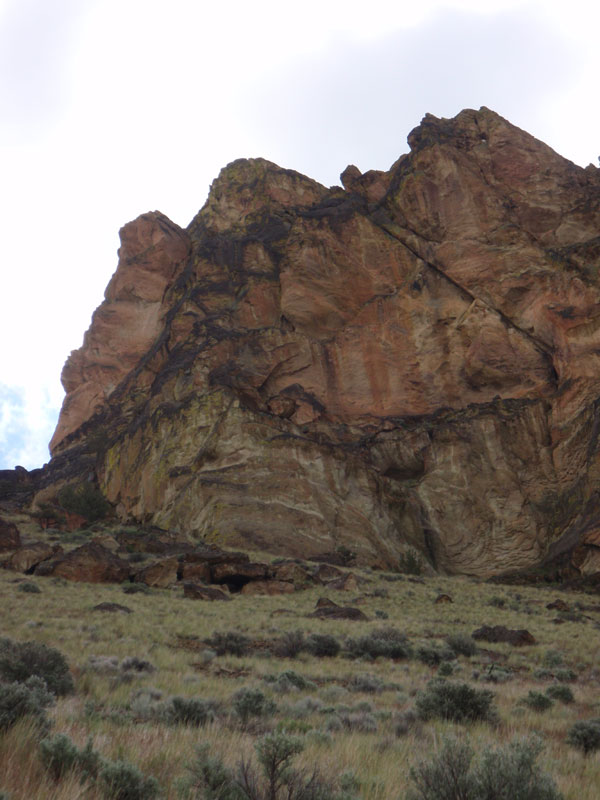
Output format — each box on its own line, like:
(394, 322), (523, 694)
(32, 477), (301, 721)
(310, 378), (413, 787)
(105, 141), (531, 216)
(567, 719), (600, 757)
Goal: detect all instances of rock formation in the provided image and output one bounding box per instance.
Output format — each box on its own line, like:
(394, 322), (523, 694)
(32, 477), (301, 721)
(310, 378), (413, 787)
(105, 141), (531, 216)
(37, 107), (600, 578)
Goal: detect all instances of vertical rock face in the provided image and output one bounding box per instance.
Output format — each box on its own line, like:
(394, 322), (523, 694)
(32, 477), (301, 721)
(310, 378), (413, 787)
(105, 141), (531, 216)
(43, 109), (600, 577)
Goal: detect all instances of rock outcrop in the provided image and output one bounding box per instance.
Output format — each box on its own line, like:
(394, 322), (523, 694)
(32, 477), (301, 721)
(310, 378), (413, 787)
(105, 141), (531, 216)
(39, 108), (600, 578)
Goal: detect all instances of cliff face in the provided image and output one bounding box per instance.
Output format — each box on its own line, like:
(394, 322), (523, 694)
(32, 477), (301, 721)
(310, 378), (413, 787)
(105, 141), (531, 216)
(43, 108), (600, 576)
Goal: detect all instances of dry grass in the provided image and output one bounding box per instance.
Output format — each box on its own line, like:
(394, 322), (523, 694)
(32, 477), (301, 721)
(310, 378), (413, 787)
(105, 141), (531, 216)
(2, 556), (600, 798)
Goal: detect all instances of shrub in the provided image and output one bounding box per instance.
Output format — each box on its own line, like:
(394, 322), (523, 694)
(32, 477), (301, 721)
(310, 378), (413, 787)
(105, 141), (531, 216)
(567, 719), (600, 756)
(122, 583), (151, 595)
(555, 668), (577, 683)
(40, 734), (104, 785)
(39, 733), (80, 780)
(232, 688), (276, 724)
(543, 650), (564, 668)
(99, 759), (160, 800)
(438, 661), (455, 677)
(446, 633), (477, 658)
(17, 582), (41, 594)
(407, 736), (473, 800)
(545, 684), (574, 704)
(272, 630), (305, 659)
(204, 631), (250, 657)
(169, 697), (218, 727)
(407, 736), (563, 800)
(398, 548), (423, 575)
(338, 711), (378, 733)
(179, 743), (240, 799)
(348, 673), (383, 694)
(305, 634), (341, 658)
(470, 736), (563, 799)
(0, 676), (54, 732)
(120, 656), (155, 674)
(272, 670), (315, 692)
(415, 680), (497, 724)
(0, 638), (74, 696)
(521, 691), (553, 712)
(57, 482), (111, 522)
(417, 645), (455, 667)
(345, 628), (412, 660)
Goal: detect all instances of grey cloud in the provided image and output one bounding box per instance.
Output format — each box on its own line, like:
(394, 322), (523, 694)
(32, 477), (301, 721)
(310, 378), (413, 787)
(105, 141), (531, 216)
(239, 7), (580, 186)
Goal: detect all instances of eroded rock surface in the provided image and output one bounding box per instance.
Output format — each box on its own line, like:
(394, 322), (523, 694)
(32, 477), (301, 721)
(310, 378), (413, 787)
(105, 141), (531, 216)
(41, 108), (600, 577)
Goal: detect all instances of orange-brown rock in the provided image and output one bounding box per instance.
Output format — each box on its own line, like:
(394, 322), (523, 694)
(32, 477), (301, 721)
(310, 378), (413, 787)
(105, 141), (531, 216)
(183, 582), (231, 601)
(0, 518), (20, 551)
(39, 108), (600, 579)
(270, 562), (312, 586)
(210, 561), (268, 584)
(9, 542), (58, 573)
(180, 561), (211, 583)
(134, 556), (179, 587)
(50, 212), (191, 453)
(327, 573), (360, 592)
(39, 542), (130, 583)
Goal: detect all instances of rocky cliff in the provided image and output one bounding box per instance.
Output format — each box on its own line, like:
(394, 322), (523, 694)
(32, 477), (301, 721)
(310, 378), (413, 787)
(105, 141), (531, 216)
(39, 107), (600, 577)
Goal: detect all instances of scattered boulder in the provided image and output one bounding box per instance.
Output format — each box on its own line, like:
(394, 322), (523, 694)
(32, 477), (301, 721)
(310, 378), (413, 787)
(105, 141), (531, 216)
(180, 560), (211, 583)
(8, 542), (59, 573)
(92, 602), (133, 613)
(0, 517), (20, 551)
(309, 598), (368, 621)
(313, 564), (345, 583)
(270, 562), (312, 586)
(435, 594), (454, 604)
(39, 542), (131, 583)
(546, 599), (569, 611)
(472, 625), (536, 646)
(210, 560), (268, 585)
(134, 556), (179, 587)
(327, 573), (360, 592)
(183, 582), (231, 601)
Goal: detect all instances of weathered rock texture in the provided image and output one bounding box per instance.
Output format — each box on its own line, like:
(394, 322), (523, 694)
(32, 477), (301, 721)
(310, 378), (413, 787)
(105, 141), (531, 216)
(41, 108), (600, 578)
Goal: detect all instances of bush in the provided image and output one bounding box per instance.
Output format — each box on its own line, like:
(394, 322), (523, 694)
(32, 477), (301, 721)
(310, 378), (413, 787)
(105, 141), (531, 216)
(545, 684), (574, 704)
(181, 733), (339, 800)
(169, 697), (218, 727)
(232, 688), (276, 724)
(415, 680), (497, 725)
(407, 736), (563, 800)
(470, 736), (563, 799)
(204, 631), (250, 657)
(272, 630), (305, 659)
(345, 628), (412, 660)
(521, 691), (553, 712)
(99, 759), (160, 800)
(57, 482), (111, 522)
(272, 670), (315, 692)
(417, 645), (455, 667)
(305, 634), (340, 658)
(398, 548), (423, 575)
(0, 676), (54, 732)
(348, 673), (383, 694)
(17, 582), (41, 594)
(179, 743), (240, 799)
(446, 633), (477, 658)
(567, 719), (600, 756)
(39, 733), (80, 780)
(0, 638), (73, 696)
(555, 668), (577, 683)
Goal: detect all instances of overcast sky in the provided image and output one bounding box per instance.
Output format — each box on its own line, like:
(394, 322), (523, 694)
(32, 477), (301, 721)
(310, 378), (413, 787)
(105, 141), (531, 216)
(1, 0), (598, 470)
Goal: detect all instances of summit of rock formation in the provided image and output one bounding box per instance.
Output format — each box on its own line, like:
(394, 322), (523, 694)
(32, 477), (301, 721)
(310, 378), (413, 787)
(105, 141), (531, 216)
(36, 107), (600, 577)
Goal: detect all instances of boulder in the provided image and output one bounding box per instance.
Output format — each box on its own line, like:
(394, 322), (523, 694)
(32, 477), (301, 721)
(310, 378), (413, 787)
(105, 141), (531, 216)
(8, 542), (59, 573)
(0, 518), (20, 551)
(210, 561), (268, 584)
(183, 582), (231, 601)
(472, 625), (536, 646)
(134, 556), (179, 587)
(327, 573), (360, 592)
(39, 542), (131, 583)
